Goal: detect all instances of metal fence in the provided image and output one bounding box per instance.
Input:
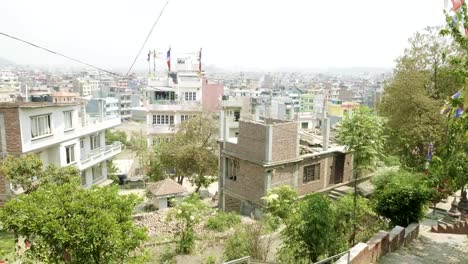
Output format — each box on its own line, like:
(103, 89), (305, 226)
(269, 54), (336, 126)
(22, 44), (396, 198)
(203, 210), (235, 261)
(223, 251), (351, 264)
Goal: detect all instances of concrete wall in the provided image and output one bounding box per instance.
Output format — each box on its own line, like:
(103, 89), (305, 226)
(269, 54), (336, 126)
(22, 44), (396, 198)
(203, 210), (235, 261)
(336, 223), (420, 264)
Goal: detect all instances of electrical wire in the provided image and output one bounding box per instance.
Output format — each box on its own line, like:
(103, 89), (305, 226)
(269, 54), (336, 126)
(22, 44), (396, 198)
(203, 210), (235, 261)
(0, 31), (169, 91)
(124, 0), (171, 78)
(0, 32), (121, 77)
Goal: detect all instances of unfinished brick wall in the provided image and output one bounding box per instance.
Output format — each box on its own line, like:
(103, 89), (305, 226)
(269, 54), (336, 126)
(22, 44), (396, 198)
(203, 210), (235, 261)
(225, 121), (267, 162)
(271, 122), (298, 162)
(223, 159), (266, 205)
(271, 163), (296, 187)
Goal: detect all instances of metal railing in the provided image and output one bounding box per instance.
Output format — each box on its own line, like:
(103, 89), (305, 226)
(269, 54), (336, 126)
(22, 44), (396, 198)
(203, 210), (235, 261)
(224, 250), (351, 264)
(313, 250), (351, 264)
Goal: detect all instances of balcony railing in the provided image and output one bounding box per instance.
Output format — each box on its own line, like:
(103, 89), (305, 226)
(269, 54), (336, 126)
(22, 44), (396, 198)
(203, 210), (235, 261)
(80, 142), (122, 170)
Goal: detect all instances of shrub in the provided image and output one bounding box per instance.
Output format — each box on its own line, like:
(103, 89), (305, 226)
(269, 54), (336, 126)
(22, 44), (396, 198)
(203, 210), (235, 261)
(374, 170), (433, 226)
(205, 212), (241, 232)
(224, 222), (271, 262)
(383, 156), (401, 167)
(223, 226), (249, 261)
(203, 255), (217, 264)
(159, 246), (176, 264)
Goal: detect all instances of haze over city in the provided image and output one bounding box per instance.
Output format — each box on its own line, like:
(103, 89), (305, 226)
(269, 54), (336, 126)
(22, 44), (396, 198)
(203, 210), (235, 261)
(1, 0), (446, 71)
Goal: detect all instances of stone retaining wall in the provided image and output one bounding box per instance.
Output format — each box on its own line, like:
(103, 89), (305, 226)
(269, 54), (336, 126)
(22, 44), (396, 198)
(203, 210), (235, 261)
(430, 220), (468, 235)
(336, 223), (420, 264)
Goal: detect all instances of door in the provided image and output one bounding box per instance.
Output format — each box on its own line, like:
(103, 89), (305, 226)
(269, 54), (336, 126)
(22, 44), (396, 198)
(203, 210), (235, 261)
(332, 154), (345, 184)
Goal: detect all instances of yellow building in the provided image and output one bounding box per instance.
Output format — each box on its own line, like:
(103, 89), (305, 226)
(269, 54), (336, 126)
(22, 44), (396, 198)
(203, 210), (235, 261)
(328, 100), (360, 118)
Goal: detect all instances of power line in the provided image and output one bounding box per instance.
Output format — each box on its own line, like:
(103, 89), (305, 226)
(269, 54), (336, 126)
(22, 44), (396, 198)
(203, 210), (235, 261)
(0, 32), (121, 78)
(0, 31), (168, 91)
(124, 0), (171, 78)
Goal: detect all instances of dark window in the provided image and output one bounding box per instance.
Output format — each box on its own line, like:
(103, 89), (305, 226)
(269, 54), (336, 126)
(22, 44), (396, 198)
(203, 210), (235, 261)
(234, 111), (240, 122)
(226, 158), (239, 181)
(301, 122), (308, 129)
(303, 164), (320, 183)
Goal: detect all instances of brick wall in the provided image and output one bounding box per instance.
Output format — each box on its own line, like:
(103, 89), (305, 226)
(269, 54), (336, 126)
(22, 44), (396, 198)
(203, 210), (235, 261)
(297, 158), (327, 195)
(0, 107), (22, 155)
(225, 121), (267, 162)
(0, 107), (22, 205)
(336, 223), (420, 264)
(223, 159), (265, 205)
(271, 122), (298, 162)
(224, 194), (242, 213)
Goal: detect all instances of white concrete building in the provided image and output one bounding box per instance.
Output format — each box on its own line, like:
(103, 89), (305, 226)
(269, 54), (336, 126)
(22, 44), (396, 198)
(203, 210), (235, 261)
(0, 101), (122, 192)
(144, 53), (203, 145)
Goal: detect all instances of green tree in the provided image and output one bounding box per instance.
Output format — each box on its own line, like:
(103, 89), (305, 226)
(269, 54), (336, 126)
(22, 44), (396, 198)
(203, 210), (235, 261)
(373, 170), (433, 226)
(0, 184), (147, 263)
(105, 129), (128, 146)
(129, 130), (150, 176)
(379, 27), (463, 169)
(158, 113), (218, 191)
(334, 194), (389, 245)
(336, 106), (386, 244)
(106, 160), (119, 184)
(166, 194), (208, 254)
(278, 194), (341, 263)
(224, 222), (271, 262)
(262, 185), (298, 230)
(1, 154), (80, 193)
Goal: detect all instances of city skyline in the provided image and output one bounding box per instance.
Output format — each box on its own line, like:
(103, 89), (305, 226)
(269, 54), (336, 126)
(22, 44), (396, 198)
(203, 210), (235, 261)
(1, 0), (446, 72)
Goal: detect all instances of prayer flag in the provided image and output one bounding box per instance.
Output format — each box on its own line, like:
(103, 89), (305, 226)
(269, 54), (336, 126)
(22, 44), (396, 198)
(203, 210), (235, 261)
(452, 0), (464, 12)
(166, 47), (171, 72)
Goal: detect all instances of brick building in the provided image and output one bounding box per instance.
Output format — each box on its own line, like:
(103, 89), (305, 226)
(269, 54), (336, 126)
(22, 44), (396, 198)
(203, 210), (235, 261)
(0, 101), (122, 204)
(218, 118), (353, 216)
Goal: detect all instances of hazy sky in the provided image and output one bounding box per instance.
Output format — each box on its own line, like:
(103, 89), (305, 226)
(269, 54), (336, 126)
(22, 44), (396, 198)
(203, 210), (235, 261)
(0, 0), (447, 72)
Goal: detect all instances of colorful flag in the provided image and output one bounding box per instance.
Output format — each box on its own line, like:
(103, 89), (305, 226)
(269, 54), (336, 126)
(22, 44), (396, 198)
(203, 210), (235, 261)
(465, 28), (468, 37)
(147, 50), (151, 62)
(452, 0), (464, 12)
(166, 47), (171, 72)
(198, 48), (202, 74)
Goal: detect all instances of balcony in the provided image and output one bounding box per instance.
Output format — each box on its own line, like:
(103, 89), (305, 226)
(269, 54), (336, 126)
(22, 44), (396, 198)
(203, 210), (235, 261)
(148, 125), (174, 135)
(79, 142), (122, 170)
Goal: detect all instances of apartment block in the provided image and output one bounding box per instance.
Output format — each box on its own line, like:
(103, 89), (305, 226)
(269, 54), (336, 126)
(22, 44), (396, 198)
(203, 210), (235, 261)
(0, 101), (122, 203)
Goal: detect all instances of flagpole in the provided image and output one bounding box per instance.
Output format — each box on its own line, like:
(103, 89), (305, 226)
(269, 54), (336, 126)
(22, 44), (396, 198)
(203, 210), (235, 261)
(153, 49), (156, 76)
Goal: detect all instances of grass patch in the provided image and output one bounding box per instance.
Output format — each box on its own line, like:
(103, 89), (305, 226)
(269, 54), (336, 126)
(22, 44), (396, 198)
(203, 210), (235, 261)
(0, 230), (15, 256)
(205, 212), (241, 232)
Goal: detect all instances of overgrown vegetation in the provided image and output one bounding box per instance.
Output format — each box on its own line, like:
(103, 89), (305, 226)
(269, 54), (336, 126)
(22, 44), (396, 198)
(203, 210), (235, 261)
(373, 170), (433, 226)
(205, 211), (241, 232)
(105, 129), (128, 146)
(166, 194), (208, 254)
(223, 222), (272, 262)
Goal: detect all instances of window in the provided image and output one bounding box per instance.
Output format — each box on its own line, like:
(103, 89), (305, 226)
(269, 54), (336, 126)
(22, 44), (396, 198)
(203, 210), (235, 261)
(302, 122), (308, 129)
(184, 92), (196, 101)
(65, 145), (75, 164)
(80, 139), (84, 148)
(226, 158), (239, 181)
(90, 134), (101, 150)
(303, 164), (320, 183)
(234, 111), (240, 122)
(63, 111), (73, 130)
(31, 114), (51, 138)
(92, 164), (102, 182)
(81, 171), (87, 186)
(152, 115), (174, 125)
(181, 115), (190, 122)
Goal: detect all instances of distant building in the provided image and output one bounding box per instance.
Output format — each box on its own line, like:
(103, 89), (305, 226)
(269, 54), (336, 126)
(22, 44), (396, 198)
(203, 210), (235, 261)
(202, 78), (224, 112)
(0, 101), (122, 204)
(51, 90), (79, 103)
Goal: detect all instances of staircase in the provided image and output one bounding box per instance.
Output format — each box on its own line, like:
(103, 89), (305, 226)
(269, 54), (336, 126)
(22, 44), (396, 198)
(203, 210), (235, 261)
(378, 232), (468, 264)
(328, 186), (353, 200)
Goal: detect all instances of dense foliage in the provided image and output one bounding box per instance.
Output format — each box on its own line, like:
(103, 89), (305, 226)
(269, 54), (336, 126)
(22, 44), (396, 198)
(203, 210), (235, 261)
(262, 185), (298, 230)
(379, 27), (463, 169)
(205, 211), (241, 232)
(105, 129), (128, 146)
(0, 184), (147, 263)
(373, 170), (433, 226)
(224, 222), (271, 262)
(1, 153), (80, 193)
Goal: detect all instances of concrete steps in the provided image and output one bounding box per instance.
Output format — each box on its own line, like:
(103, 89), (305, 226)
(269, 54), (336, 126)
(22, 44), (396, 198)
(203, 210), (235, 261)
(328, 186), (353, 200)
